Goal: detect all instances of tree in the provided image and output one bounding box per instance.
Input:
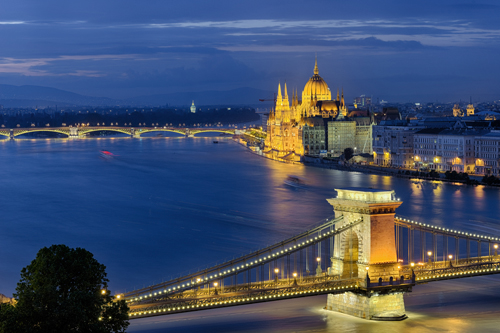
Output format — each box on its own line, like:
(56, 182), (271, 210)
(0, 245), (129, 333)
(344, 147), (354, 161)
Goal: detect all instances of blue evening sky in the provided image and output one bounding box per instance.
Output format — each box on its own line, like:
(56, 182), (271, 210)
(1, 0), (499, 103)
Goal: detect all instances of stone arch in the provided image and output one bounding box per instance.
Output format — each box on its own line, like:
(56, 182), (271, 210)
(341, 229), (359, 279)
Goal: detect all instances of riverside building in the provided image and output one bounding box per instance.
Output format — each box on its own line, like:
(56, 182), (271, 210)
(264, 59), (373, 161)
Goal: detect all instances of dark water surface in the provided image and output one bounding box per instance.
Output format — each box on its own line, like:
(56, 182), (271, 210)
(1, 137), (499, 332)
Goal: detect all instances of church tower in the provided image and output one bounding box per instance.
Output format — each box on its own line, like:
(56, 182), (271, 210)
(466, 98), (474, 116)
(190, 100), (196, 113)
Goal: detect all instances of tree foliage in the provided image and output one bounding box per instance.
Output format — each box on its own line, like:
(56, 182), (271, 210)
(0, 245), (129, 333)
(344, 147), (354, 161)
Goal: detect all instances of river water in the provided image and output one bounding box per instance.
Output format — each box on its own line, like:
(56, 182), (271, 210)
(1, 137), (500, 332)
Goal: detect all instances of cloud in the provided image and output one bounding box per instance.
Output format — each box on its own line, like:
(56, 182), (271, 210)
(0, 54), (138, 77)
(0, 21), (26, 25)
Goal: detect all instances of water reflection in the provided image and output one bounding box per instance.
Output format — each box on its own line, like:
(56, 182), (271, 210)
(1, 138), (500, 332)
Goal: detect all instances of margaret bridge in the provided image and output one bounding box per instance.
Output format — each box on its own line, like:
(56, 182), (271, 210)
(119, 187), (500, 321)
(0, 126), (238, 139)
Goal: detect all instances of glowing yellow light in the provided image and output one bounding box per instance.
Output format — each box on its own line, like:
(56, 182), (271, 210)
(293, 272), (297, 277)
(448, 255), (453, 259)
(101, 289), (106, 295)
(213, 282), (218, 287)
(494, 244), (498, 249)
(274, 268), (279, 273)
(316, 257), (321, 262)
(410, 262), (415, 267)
(427, 251), (432, 256)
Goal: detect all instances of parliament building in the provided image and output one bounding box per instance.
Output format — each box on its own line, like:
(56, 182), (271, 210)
(264, 59), (373, 162)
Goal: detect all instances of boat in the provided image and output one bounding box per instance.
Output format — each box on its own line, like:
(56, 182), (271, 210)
(284, 175), (306, 188)
(213, 141), (219, 144)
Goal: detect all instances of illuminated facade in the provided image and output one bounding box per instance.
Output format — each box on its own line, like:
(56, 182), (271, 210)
(466, 103), (475, 116)
(452, 104), (462, 117)
(190, 100), (196, 113)
(264, 59), (350, 161)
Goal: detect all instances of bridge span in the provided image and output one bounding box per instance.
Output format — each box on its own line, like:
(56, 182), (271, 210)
(0, 126), (236, 139)
(120, 187), (500, 321)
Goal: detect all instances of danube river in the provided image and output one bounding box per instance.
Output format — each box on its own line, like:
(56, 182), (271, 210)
(1, 137), (500, 332)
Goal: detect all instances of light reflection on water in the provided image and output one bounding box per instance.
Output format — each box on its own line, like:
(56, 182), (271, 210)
(1, 138), (500, 332)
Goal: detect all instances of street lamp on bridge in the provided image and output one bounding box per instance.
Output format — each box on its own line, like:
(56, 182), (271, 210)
(274, 268), (279, 286)
(494, 244), (498, 257)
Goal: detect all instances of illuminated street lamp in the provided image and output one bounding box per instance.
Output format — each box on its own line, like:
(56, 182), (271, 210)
(316, 257), (322, 276)
(274, 268), (279, 285)
(293, 272), (298, 286)
(213, 282), (218, 295)
(448, 254), (453, 267)
(494, 244), (498, 257)
(427, 251), (432, 264)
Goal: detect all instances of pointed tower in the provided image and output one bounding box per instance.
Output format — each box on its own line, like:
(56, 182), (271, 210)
(275, 82), (283, 124)
(467, 97), (474, 116)
(337, 89), (340, 101)
(282, 82), (291, 123)
(340, 88), (347, 116)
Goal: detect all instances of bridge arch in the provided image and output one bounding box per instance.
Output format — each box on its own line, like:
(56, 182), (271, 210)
(190, 129), (234, 136)
(134, 129), (185, 137)
(13, 129), (70, 138)
(342, 230), (359, 279)
(78, 128), (132, 136)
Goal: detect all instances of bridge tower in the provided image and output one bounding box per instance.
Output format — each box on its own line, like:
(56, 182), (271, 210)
(326, 187), (408, 320)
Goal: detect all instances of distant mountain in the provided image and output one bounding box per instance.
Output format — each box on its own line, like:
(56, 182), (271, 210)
(0, 84), (274, 108)
(0, 84), (118, 107)
(124, 87), (274, 107)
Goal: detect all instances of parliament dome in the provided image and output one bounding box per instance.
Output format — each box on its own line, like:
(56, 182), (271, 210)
(302, 59), (332, 103)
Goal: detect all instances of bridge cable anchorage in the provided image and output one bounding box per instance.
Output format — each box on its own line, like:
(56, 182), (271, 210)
(124, 217), (367, 318)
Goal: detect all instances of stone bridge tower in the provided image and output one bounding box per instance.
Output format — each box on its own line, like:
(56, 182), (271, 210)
(326, 187), (407, 320)
(327, 187), (402, 279)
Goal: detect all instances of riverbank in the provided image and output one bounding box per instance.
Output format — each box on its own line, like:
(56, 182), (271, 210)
(239, 139), (499, 188)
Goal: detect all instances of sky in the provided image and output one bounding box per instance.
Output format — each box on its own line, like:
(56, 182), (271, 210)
(1, 0), (500, 103)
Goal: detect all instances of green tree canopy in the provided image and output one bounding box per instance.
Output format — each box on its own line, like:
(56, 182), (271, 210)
(0, 244), (129, 333)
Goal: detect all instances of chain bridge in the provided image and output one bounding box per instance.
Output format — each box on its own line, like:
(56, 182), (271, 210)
(120, 187), (500, 321)
(0, 127), (236, 139)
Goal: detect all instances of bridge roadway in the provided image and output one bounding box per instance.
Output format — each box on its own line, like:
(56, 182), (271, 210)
(126, 276), (363, 318)
(0, 126), (236, 138)
(126, 255), (500, 319)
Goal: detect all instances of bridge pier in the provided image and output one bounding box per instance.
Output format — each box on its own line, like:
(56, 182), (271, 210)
(325, 187), (408, 320)
(326, 290), (406, 320)
(9, 129), (14, 140)
(69, 127), (80, 139)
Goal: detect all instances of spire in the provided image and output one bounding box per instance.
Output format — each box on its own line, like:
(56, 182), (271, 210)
(337, 89), (340, 101)
(277, 82), (282, 99)
(314, 55), (319, 75)
(284, 82), (288, 99)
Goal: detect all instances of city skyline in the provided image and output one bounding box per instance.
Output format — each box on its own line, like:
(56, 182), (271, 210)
(1, 1), (500, 103)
